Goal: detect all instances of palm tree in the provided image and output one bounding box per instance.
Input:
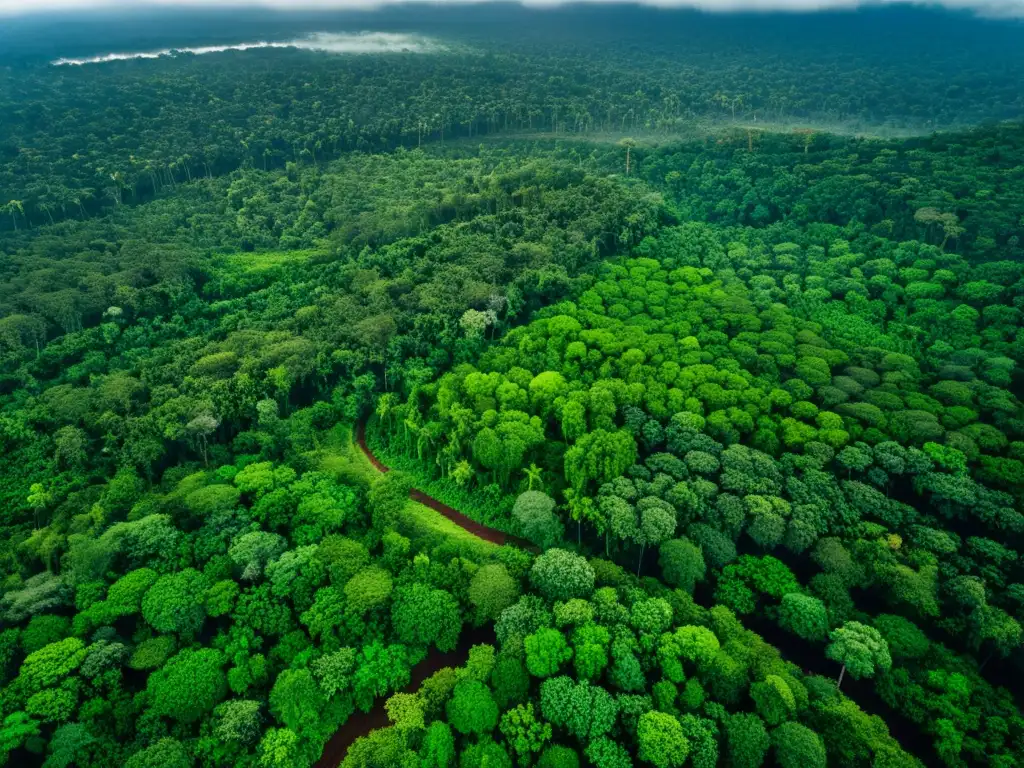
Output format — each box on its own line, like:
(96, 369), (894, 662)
(415, 425), (436, 464)
(108, 172), (127, 205)
(401, 409), (420, 452)
(77, 188), (95, 218)
(524, 463), (543, 491)
(55, 186), (76, 217)
(38, 199), (55, 226)
(4, 200), (23, 231)
(619, 138), (636, 176)
(439, 441), (461, 478)
(731, 95), (744, 121)
(376, 393), (398, 433)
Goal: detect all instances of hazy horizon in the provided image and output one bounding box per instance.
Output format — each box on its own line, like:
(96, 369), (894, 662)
(3, 0), (1024, 18)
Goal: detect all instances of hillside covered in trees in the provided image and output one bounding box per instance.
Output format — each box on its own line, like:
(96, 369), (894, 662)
(1, 4), (1024, 768)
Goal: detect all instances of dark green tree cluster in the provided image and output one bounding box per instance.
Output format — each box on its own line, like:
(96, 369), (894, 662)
(3, 7), (1024, 231)
(379, 196), (1024, 763)
(0, 148), (659, 547)
(344, 549), (917, 768)
(0, 394), (543, 766)
(630, 123), (1024, 262)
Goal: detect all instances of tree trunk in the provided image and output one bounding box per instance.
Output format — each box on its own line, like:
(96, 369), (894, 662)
(837, 664), (846, 689)
(637, 543), (645, 577)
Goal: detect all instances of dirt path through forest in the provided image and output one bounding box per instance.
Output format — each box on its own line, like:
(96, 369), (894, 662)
(356, 421), (534, 548)
(313, 426), (515, 767)
(314, 626), (497, 768)
(338, 421), (931, 765)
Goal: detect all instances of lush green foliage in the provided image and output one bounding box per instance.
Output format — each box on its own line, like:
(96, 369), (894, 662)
(2, 10), (1024, 768)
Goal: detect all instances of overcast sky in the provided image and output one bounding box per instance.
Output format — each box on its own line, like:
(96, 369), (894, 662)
(2, 0), (1024, 15)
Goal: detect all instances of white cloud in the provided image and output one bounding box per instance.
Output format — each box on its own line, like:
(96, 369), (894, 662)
(2, 0), (1024, 17)
(50, 32), (448, 65)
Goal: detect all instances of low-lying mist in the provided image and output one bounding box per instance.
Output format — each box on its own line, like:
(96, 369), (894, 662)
(51, 30), (447, 65)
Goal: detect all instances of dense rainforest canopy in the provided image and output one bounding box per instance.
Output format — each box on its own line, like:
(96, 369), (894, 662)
(1, 5), (1024, 768)
(3, 4), (1024, 232)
